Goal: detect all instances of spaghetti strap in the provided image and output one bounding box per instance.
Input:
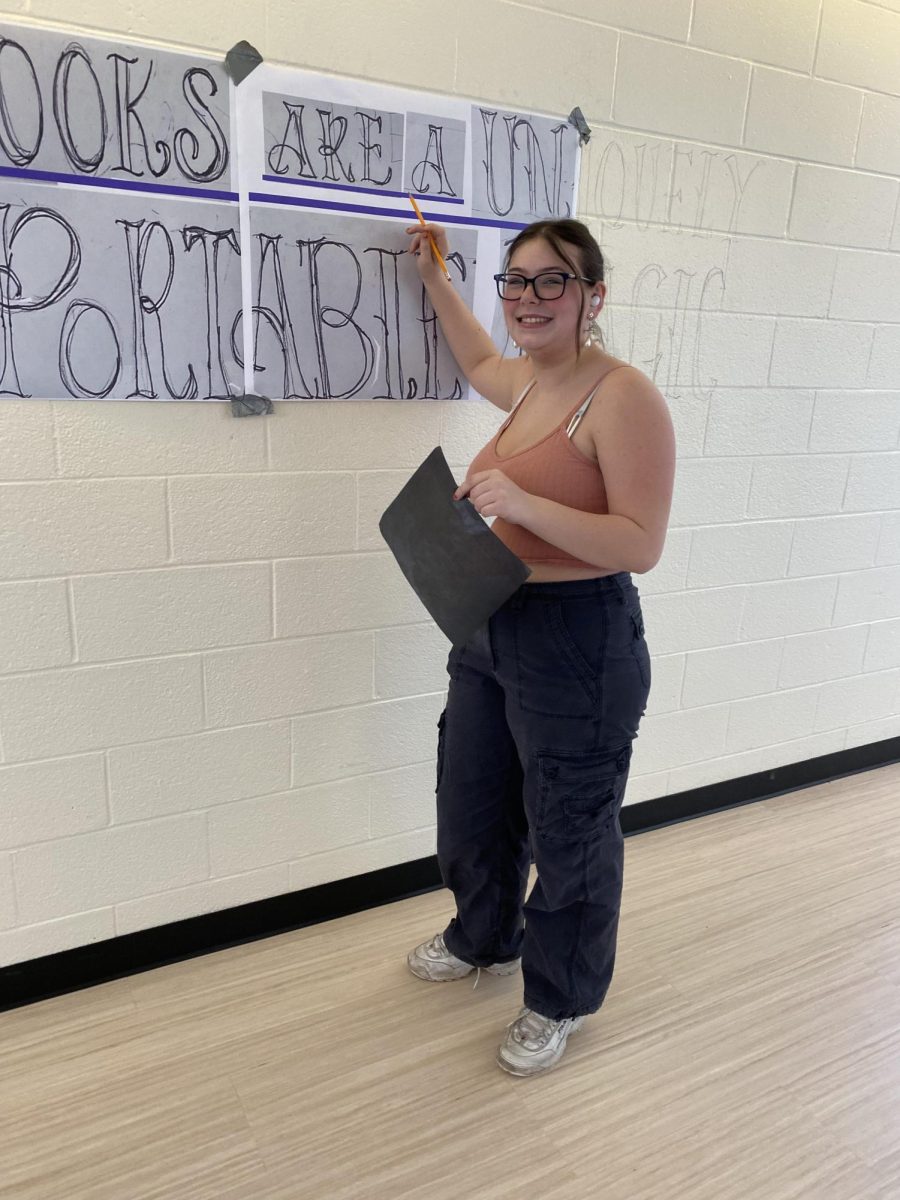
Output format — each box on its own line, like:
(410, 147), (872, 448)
(566, 365), (632, 438)
(498, 378), (537, 434)
(565, 383), (600, 437)
(511, 378), (536, 410)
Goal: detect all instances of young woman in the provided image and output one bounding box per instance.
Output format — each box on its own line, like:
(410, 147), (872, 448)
(403, 217), (675, 1077)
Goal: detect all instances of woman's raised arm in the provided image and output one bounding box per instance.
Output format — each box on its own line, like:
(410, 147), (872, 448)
(406, 221), (526, 411)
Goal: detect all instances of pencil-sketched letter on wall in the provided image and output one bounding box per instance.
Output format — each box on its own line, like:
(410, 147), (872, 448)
(472, 106), (577, 223)
(0, 37), (44, 166)
(405, 112), (465, 197)
(175, 68), (229, 183)
(0, 182), (243, 399)
(0, 203), (81, 396)
(263, 92), (404, 189)
(0, 23), (231, 188)
(53, 43), (107, 174)
(249, 207), (477, 399)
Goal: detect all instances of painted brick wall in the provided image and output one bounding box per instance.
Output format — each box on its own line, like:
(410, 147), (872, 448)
(1, 0), (899, 966)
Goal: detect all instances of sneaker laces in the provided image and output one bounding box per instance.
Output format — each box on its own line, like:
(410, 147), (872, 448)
(420, 931), (498, 988)
(424, 932), (485, 987)
(507, 1008), (563, 1050)
(424, 933), (447, 959)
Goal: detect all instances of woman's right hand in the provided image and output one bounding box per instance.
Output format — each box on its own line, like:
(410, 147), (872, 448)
(405, 221), (451, 282)
(401, 218), (516, 411)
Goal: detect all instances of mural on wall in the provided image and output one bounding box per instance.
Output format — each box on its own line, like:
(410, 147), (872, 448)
(0, 22), (582, 401)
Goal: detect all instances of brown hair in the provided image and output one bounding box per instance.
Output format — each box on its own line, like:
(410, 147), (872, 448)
(504, 219), (606, 355)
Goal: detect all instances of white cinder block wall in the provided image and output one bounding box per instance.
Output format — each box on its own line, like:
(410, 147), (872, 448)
(2, 0), (899, 967)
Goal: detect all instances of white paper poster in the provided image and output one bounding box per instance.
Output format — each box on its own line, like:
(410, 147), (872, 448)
(235, 65), (581, 400)
(0, 23), (243, 401)
(0, 21), (581, 401)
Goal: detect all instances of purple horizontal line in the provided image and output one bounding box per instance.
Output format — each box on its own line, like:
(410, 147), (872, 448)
(0, 164), (238, 203)
(262, 174), (465, 204)
(249, 191), (528, 230)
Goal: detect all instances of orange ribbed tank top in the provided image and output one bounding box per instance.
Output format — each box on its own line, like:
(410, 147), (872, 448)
(468, 373), (613, 568)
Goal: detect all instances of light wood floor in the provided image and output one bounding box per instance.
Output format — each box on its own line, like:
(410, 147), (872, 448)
(2, 763), (899, 1200)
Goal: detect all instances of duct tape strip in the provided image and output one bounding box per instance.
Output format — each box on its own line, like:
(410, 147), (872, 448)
(567, 106), (591, 146)
(225, 40), (263, 85)
(231, 393), (274, 417)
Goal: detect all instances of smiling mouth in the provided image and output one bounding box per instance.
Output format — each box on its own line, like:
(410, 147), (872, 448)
(516, 315), (551, 325)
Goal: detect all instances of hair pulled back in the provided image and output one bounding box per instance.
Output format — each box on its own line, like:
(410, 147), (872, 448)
(504, 219), (606, 354)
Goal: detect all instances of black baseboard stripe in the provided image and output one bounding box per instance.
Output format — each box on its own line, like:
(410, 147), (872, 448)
(620, 733), (900, 832)
(2, 735), (898, 1013)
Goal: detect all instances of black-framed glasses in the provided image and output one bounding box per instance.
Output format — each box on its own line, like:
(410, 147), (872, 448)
(493, 270), (592, 300)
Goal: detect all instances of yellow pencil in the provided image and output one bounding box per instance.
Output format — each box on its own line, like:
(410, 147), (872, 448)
(408, 194), (451, 281)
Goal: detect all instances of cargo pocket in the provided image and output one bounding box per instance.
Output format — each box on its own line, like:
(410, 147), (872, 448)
(435, 711), (447, 793)
(536, 743), (632, 843)
(629, 610), (651, 691)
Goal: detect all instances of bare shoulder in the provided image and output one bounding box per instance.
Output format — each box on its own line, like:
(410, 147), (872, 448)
(590, 364), (672, 431)
(585, 364), (675, 469)
(602, 363), (667, 405)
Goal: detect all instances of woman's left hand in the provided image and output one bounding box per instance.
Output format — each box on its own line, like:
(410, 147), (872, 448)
(454, 469), (533, 524)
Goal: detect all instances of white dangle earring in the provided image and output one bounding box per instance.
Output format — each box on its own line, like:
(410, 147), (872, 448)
(585, 295), (600, 346)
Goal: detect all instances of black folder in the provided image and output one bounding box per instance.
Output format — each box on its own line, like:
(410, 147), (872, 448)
(379, 447), (531, 646)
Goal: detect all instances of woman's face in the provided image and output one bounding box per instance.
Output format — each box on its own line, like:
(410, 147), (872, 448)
(502, 236), (589, 357)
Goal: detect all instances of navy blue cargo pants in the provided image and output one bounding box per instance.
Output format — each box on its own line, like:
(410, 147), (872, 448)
(435, 572), (651, 1021)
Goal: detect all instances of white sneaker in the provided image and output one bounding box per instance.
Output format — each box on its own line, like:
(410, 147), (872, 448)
(407, 933), (521, 982)
(497, 1007), (586, 1076)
